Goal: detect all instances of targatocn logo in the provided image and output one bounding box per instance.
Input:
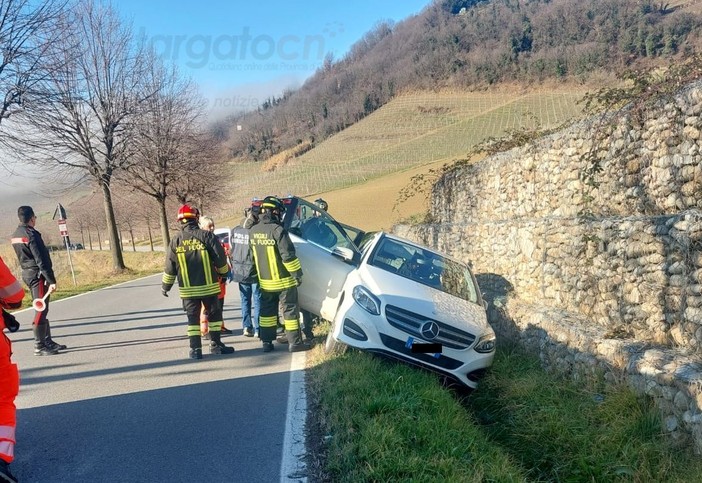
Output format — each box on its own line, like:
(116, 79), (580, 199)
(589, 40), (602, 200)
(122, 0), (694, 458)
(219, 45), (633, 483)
(139, 23), (344, 71)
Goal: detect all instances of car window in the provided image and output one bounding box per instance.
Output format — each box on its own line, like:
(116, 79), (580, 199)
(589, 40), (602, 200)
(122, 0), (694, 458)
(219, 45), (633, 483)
(369, 237), (479, 304)
(286, 198), (356, 252)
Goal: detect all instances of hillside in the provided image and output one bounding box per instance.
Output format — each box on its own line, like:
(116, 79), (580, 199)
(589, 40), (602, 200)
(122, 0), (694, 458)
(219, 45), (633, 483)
(218, 85), (588, 230)
(221, 0), (702, 163)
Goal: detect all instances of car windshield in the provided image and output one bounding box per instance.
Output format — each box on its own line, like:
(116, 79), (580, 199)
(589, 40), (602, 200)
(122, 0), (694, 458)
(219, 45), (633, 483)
(215, 232), (228, 243)
(369, 237), (479, 304)
(285, 198), (356, 252)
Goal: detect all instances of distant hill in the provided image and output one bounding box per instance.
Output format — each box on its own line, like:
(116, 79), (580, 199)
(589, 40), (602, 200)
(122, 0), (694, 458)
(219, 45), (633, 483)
(216, 85), (588, 229)
(219, 0), (702, 163)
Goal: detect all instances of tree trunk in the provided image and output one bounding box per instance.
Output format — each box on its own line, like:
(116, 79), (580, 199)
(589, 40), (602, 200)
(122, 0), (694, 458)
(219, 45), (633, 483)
(97, 227), (102, 250)
(159, 197), (170, 249)
(130, 227), (136, 252)
(101, 182), (125, 270)
(148, 224), (154, 251)
(88, 231), (93, 250)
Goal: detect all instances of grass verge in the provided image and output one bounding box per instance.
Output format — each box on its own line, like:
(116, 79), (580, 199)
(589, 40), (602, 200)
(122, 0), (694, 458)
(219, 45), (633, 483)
(306, 325), (702, 482)
(0, 246), (164, 306)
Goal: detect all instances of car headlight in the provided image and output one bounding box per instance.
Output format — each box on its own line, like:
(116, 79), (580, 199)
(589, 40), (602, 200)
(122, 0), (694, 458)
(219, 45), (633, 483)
(352, 285), (380, 315)
(474, 333), (496, 353)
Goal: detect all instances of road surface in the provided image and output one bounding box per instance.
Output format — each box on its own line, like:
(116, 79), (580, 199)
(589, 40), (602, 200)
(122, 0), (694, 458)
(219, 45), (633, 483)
(9, 274), (308, 483)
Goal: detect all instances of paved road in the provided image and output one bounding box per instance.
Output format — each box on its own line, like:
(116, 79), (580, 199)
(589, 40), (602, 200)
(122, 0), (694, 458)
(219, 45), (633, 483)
(9, 274), (307, 483)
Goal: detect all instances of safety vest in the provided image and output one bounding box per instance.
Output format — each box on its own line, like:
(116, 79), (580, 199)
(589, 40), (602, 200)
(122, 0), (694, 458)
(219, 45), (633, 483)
(162, 224), (229, 299)
(249, 215), (302, 292)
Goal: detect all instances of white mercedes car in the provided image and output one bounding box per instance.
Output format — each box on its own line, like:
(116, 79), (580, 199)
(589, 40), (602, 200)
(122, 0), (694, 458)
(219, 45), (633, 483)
(280, 196), (496, 389)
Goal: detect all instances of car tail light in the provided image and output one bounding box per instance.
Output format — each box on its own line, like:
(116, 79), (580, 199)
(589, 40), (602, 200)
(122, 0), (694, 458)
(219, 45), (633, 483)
(352, 286), (380, 315)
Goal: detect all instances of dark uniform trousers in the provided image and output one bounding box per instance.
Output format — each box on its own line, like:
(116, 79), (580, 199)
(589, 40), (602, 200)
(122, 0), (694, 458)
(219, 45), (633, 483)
(259, 287), (299, 343)
(24, 274), (51, 328)
(183, 296), (223, 349)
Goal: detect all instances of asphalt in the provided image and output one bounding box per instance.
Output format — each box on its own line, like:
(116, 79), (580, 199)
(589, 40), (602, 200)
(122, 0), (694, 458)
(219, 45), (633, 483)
(9, 274), (307, 483)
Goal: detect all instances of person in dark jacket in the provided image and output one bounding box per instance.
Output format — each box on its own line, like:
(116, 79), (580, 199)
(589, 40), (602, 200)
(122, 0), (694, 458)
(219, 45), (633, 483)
(249, 196), (310, 353)
(11, 205), (66, 356)
(230, 206), (260, 338)
(162, 204), (235, 359)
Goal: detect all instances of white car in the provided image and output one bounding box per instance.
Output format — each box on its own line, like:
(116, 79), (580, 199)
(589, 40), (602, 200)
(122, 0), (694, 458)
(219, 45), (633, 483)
(280, 196), (496, 389)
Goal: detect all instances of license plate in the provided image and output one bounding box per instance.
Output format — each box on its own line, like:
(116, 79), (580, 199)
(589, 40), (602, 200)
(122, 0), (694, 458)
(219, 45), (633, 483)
(405, 336), (442, 358)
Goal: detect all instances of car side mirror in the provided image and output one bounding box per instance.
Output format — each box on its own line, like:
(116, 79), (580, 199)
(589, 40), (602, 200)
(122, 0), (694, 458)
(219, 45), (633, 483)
(332, 246), (356, 264)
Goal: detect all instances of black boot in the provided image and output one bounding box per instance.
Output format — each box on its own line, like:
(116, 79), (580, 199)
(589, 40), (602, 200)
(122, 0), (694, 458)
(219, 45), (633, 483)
(189, 335), (203, 360)
(209, 331), (235, 355)
(45, 323), (67, 351)
(0, 459), (17, 483)
(287, 328), (311, 352)
(34, 325), (59, 356)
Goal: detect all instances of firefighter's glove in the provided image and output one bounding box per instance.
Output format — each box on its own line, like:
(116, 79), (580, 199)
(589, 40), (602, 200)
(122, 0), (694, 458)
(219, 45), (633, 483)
(295, 277), (302, 287)
(161, 288), (169, 297)
(226, 271), (234, 284)
(2, 310), (20, 333)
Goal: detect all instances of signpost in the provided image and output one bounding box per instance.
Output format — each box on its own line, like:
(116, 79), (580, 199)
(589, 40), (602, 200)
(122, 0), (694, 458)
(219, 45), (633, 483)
(54, 203), (77, 286)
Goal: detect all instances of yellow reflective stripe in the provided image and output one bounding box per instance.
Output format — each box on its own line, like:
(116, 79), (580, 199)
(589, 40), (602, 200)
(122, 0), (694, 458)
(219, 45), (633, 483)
(187, 325), (201, 336)
(162, 273), (176, 284)
(216, 264), (229, 275)
(209, 321), (222, 331)
(259, 278), (297, 291)
(177, 253), (190, 287)
(283, 258), (301, 272)
(259, 315), (278, 328)
(267, 246), (279, 280)
(178, 284), (221, 298)
(284, 319), (300, 331)
(202, 250), (212, 286)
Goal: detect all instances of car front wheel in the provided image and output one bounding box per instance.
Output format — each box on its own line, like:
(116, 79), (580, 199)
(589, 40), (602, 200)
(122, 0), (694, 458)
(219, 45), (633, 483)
(324, 329), (347, 355)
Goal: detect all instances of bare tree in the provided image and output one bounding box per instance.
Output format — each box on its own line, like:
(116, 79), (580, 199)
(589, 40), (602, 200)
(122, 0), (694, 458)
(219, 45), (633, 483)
(120, 57), (205, 248)
(10, 0), (153, 270)
(0, 0), (65, 127)
(170, 132), (228, 215)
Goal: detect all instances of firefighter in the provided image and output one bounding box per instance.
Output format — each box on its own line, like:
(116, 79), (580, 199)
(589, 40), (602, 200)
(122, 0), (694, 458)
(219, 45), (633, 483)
(0, 255), (25, 483)
(249, 196), (311, 352)
(11, 205), (66, 356)
(162, 204), (235, 359)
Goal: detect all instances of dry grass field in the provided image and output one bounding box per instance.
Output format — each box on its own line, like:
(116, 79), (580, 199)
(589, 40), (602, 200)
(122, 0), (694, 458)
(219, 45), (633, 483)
(220, 86), (590, 231)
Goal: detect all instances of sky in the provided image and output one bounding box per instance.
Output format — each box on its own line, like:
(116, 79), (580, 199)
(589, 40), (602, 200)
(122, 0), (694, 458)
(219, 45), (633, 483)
(118, 0), (431, 118)
(0, 0), (430, 209)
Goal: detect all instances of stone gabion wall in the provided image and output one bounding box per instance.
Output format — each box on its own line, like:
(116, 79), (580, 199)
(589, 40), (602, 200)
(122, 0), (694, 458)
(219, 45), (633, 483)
(393, 80), (702, 452)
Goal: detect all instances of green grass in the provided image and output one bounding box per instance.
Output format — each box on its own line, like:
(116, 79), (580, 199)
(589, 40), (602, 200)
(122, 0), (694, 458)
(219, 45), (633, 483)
(307, 325), (702, 482)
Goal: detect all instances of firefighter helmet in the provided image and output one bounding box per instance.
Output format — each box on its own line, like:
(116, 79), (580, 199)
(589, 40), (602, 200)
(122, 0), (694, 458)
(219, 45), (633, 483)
(261, 196), (285, 214)
(314, 198), (328, 211)
(177, 204), (199, 222)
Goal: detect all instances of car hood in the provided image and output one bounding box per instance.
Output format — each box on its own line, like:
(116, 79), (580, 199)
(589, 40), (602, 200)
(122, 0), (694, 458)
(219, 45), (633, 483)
(356, 264), (492, 334)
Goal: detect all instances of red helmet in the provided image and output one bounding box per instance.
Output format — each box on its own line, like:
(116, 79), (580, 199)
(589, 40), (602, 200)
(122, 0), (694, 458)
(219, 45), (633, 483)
(177, 204), (199, 222)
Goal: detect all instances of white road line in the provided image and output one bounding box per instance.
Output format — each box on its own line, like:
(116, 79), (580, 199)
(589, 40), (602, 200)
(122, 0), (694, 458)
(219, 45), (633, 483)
(280, 350), (308, 482)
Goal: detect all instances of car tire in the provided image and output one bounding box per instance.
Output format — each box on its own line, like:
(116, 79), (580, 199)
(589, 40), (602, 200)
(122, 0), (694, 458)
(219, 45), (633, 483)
(300, 309), (315, 340)
(324, 329), (347, 355)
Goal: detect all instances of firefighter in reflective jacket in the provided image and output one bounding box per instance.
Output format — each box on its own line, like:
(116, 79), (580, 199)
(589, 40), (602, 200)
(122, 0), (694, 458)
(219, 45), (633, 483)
(249, 196), (311, 353)
(162, 204), (235, 359)
(0, 255), (24, 483)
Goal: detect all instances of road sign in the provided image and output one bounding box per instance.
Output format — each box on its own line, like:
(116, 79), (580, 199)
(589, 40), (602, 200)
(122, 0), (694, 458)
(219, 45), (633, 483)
(58, 218), (68, 236)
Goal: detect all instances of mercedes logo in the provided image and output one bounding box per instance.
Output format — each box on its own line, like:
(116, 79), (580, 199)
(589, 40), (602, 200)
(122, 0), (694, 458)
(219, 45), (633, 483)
(420, 321), (440, 340)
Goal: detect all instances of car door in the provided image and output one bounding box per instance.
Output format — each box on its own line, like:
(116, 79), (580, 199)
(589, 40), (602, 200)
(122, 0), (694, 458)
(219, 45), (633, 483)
(283, 197), (358, 320)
